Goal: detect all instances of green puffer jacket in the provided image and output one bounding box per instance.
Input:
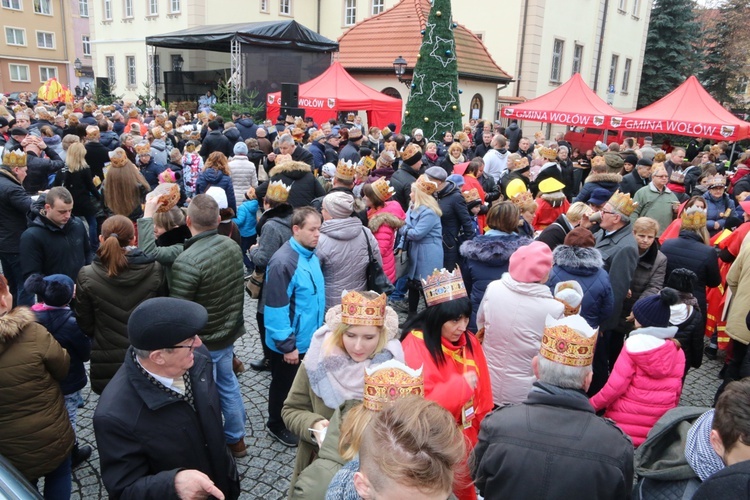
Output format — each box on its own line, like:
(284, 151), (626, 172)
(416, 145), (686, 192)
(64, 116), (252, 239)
(170, 230), (245, 350)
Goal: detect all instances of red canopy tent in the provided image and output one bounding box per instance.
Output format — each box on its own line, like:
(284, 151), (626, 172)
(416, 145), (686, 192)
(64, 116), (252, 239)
(266, 62), (402, 129)
(607, 76), (750, 142)
(500, 73), (619, 128)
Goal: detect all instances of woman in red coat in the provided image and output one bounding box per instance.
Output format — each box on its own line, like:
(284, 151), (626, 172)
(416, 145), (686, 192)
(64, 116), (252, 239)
(400, 268), (493, 500)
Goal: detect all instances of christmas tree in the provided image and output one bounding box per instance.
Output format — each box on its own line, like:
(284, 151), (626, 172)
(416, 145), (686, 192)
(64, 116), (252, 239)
(402, 0), (462, 143)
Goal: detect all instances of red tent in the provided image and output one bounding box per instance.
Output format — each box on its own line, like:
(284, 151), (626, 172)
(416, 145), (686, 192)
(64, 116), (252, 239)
(607, 76), (750, 142)
(501, 73), (619, 128)
(266, 62), (402, 129)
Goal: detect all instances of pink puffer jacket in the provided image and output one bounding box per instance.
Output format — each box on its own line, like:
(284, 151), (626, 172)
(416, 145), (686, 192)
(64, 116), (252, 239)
(590, 327), (685, 446)
(367, 201), (406, 283)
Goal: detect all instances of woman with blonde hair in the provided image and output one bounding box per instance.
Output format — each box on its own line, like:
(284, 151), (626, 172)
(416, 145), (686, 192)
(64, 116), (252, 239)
(54, 142), (102, 249)
(282, 291), (404, 496)
(75, 215), (164, 394)
(102, 148), (150, 222)
(195, 151), (237, 211)
(60, 133), (80, 162)
(440, 142), (465, 175)
(397, 175), (443, 314)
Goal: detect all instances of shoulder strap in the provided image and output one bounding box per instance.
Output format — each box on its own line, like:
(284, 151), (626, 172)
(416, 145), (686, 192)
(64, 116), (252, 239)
(362, 228), (374, 260)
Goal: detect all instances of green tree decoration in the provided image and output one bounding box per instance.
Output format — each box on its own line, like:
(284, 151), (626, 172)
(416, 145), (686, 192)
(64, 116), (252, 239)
(402, 0), (462, 142)
(637, 0), (701, 109)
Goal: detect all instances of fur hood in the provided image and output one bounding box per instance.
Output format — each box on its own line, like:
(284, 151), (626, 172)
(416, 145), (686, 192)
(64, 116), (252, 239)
(540, 191), (567, 207)
(369, 211), (405, 232)
(269, 160), (312, 179)
(553, 244), (604, 270)
(0, 307), (36, 343)
(460, 234), (532, 264)
(584, 172), (622, 185)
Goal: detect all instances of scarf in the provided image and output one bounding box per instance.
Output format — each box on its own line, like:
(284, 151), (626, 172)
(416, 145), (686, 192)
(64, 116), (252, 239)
(304, 324), (405, 409)
(449, 153), (465, 165)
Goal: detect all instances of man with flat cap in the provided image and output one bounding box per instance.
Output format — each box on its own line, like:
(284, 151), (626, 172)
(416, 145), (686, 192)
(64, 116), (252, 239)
(93, 297), (240, 500)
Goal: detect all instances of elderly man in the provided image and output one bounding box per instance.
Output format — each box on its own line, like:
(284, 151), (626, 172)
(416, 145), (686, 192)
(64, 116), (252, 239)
(266, 134), (314, 169)
(0, 150), (33, 306)
(592, 191), (639, 394)
(472, 315), (634, 499)
(21, 134), (64, 194)
(339, 126), (363, 163)
(94, 297), (240, 499)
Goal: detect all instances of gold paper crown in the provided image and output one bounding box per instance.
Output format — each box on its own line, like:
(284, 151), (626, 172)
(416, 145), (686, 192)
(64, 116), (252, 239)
(591, 155), (607, 168)
(415, 174), (439, 195)
(274, 154), (293, 166)
(421, 267), (468, 307)
(540, 146), (558, 161)
(2, 150), (27, 168)
(135, 142), (151, 155)
(511, 190), (534, 207)
(707, 175), (726, 188)
(377, 151), (396, 167)
(266, 180), (291, 203)
(108, 149), (129, 168)
(681, 205), (707, 231)
(509, 156), (529, 171)
(355, 161), (370, 178)
(539, 315), (597, 367)
(336, 159), (356, 181)
(608, 190), (638, 217)
(462, 188), (481, 203)
(363, 360), (424, 412)
(371, 177), (395, 201)
(341, 290), (387, 327)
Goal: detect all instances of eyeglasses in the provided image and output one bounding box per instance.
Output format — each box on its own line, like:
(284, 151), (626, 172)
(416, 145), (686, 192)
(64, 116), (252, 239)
(600, 210), (616, 216)
(171, 336), (199, 352)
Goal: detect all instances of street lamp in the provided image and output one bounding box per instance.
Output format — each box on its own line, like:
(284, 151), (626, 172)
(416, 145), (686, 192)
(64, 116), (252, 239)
(73, 57), (82, 78)
(173, 55), (184, 72)
(393, 55), (412, 87)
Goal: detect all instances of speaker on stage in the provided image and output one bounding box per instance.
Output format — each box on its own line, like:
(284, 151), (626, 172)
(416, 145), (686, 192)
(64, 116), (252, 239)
(281, 106), (305, 119)
(281, 83), (299, 107)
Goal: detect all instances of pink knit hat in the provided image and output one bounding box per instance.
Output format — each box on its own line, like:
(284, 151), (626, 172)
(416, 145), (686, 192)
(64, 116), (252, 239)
(509, 241), (553, 283)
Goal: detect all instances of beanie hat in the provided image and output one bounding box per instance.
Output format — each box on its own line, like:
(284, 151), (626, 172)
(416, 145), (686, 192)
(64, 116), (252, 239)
(666, 268), (697, 294)
(323, 191), (354, 219)
(321, 162), (337, 178)
(508, 241), (553, 283)
(632, 288), (680, 328)
(637, 158), (653, 167)
(128, 297), (208, 350)
(563, 227), (595, 248)
(233, 142), (248, 156)
(624, 154), (638, 166)
(206, 186), (228, 210)
(589, 188), (613, 206)
(24, 273), (74, 307)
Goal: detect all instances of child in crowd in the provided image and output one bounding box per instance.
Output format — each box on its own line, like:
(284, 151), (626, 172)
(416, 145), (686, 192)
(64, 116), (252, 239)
(667, 269), (705, 380)
(234, 187), (259, 276)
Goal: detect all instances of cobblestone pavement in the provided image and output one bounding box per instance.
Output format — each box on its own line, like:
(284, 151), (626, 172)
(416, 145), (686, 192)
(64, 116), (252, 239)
(70, 294), (727, 499)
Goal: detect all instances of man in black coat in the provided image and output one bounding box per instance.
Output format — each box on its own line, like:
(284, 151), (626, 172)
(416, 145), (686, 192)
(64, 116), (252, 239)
(266, 134), (314, 170)
(505, 119), (523, 153)
(426, 166), (475, 271)
(0, 150), (33, 306)
(390, 143), (423, 212)
(21, 135), (65, 194)
(200, 121), (233, 160)
(94, 298), (240, 500)
(619, 159), (652, 197)
(339, 126), (363, 163)
(473, 315), (634, 500)
(84, 126), (112, 180)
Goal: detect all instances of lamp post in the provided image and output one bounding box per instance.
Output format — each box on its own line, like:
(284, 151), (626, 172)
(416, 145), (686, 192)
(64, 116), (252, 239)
(393, 56), (412, 87)
(74, 57), (82, 77)
(173, 55), (184, 72)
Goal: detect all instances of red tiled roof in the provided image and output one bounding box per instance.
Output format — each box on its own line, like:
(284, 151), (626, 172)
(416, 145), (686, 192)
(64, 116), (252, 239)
(337, 0), (512, 83)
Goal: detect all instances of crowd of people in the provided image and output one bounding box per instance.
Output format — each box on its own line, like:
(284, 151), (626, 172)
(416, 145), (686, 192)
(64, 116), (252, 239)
(2, 94), (750, 499)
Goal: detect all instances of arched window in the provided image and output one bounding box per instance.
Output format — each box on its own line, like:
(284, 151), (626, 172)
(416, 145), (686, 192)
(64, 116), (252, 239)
(470, 93), (483, 119)
(381, 86), (401, 100)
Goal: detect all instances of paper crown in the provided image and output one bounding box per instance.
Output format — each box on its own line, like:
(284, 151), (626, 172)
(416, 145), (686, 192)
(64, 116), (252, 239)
(2, 150), (27, 168)
(414, 174), (439, 195)
(108, 148), (130, 168)
(377, 150), (396, 167)
(274, 154), (293, 166)
(355, 161), (370, 178)
(266, 180), (291, 203)
(135, 142), (151, 155)
(608, 190), (638, 217)
(341, 290), (387, 327)
(540, 146), (558, 161)
(681, 205), (707, 231)
(336, 159), (356, 181)
(509, 156), (530, 171)
(421, 267), (468, 307)
(591, 155), (607, 168)
(462, 188), (481, 203)
(511, 190), (534, 207)
(707, 175), (726, 189)
(554, 281), (584, 316)
(371, 177), (395, 201)
(146, 183), (180, 213)
(363, 360), (424, 412)
(539, 315), (598, 367)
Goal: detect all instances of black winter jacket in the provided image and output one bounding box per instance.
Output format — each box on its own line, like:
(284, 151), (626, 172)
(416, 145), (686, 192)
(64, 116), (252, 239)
(673, 305), (704, 374)
(473, 382), (634, 499)
(75, 249), (164, 394)
(536, 214), (574, 251)
(23, 149), (65, 194)
(505, 122), (522, 152)
(0, 167), (31, 253)
(34, 307), (91, 394)
(660, 231), (721, 314)
(436, 181), (475, 270)
(620, 169), (650, 197)
(200, 130), (233, 160)
(20, 209), (92, 282)
(390, 163), (421, 212)
(255, 161), (325, 208)
(53, 167), (101, 217)
(85, 141), (111, 180)
(266, 145), (314, 170)
(93, 346), (240, 500)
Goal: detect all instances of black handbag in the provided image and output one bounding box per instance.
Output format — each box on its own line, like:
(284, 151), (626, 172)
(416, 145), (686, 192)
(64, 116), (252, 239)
(363, 228), (395, 295)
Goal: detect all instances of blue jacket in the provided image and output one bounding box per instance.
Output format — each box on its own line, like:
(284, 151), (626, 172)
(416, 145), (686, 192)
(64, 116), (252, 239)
(196, 168), (237, 212)
(309, 141), (327, 171)
(233, 199), (258, 237)
(401, 205), (443, 281)
(264, 238), (325, 354)
(459, 232), (532, 332)
(33, 306), (91, 394)
(139, 159), (167, 191)
(235, 118), (258, 140)
(547, 245), (614, 329)
(703, 191), (738, 235)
